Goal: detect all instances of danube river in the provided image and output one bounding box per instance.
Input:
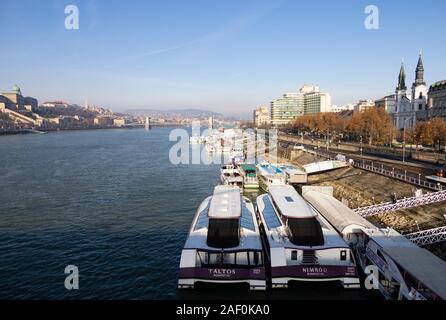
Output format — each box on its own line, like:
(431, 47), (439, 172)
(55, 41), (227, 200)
(0, 128), (380, 299)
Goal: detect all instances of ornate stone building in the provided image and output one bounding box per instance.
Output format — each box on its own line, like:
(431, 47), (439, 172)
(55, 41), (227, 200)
(0, 85), (38, 111)
(393, 54), (428, 129)
(427, 80), (446, 121)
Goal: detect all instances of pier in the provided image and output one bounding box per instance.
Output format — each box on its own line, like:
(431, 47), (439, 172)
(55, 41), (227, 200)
(304, 190), (446, 300)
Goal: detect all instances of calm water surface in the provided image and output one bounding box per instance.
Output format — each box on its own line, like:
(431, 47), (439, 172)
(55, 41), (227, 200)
(0, 128), (379, 299)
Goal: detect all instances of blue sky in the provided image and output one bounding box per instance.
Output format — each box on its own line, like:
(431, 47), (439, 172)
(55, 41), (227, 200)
(1, 0), (446, 116)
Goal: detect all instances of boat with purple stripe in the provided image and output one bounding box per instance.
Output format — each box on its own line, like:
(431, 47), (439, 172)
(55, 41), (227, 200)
(178, 185), (266, 290)
(256, 185), (360, 289)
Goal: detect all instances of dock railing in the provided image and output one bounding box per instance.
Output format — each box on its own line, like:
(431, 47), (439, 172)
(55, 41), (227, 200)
(302, 147), (441, 191)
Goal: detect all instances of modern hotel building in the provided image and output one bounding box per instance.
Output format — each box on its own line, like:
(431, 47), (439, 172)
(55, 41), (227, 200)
(270, 85), (331, 126)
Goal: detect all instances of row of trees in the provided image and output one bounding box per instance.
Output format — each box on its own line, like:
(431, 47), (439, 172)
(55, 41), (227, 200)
(405, 117), (446, 150)
(287, 108), (446, 148)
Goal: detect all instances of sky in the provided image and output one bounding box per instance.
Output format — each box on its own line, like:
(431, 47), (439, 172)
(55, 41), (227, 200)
(1, 0), (446, 117)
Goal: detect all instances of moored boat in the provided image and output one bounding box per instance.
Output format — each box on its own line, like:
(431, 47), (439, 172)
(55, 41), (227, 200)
(256, 185), (360, 289)
(304, 190), (446, 300)
(220, 164), (243, 188)
(238, 164), (259, 189)
(178, 185), (266, 290)
(256, 163), (286, 192)
(277, 164), (308, 184)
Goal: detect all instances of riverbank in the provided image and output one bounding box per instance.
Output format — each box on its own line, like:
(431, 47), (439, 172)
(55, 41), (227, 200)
(0, 123), (186, 136)
(275, 148), (446, 234)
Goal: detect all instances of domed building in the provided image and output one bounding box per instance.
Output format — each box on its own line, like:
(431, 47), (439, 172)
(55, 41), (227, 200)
(11, 84), (22, 96)
(0, 84), (38, 111)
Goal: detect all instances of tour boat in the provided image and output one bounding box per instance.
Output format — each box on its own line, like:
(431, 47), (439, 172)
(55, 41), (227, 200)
(304, 190), (446, 300)
(178, 185), (266, 290)
(256, 185), (360, 289)
(238, 164), (259, 189)
(256, 163), (286, 192)
(220, 164), (243, 188)
(277, 164), (308, 184)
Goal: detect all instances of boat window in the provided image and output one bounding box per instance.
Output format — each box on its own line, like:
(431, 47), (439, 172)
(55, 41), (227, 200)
(209, 253), (220, 265)
(285, 196), (294, 202)
(207, 218), (240, 248)
(236, 252), (249, 265)
(197, 251), (209, 265)
(196, 251), (261, 267)
(288, 218), (324, 246)
(377, 249), (387, 262)
(340, 250), (347, 261)
(291, 250), (298, 260)
(223, 252), (235, 265)
(249, 251), (262, 266)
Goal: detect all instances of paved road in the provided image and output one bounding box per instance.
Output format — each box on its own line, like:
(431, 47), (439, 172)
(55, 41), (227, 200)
(279, 140), (443, 190)
(280, 139), (438, 175)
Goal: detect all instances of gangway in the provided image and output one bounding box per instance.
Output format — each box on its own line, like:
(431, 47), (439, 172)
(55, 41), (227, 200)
(405, 226), (446, 246)
(302, 160), (349, 174)
(303, 190), (446, 300)
(353, 190), (446, 217)
(300, 147), (441, 190)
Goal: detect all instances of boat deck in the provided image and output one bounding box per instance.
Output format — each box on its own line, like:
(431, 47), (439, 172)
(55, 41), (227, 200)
(184, 196), (263, 251)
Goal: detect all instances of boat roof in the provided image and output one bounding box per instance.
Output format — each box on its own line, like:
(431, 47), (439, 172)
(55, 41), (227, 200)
(382, 246), (446, 299)
(239, 164), (256, 171)
(208, 185), (241, 219)
(269, 185), (316, 219)
(362, 227), (446, 298)
(184, 196), (262, 251)
(256, 194), (349, 249)
(364, 228), (417, 248)
(257, 163), (284, 176)
(303, 190), (375, 233)
(278, 164), (306, 174)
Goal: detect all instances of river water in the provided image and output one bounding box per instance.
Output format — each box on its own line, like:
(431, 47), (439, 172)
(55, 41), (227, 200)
(0, 128), (380, 299)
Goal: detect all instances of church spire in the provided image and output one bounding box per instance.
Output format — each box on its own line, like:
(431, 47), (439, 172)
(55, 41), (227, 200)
(415, 52), (425, 85)
(397, 62), (407, 92)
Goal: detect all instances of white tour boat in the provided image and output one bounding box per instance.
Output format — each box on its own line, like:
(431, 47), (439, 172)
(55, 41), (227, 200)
(178, 185), (266, 290)
(220, 164), (243, 188)
(256, 163), (286, 192)
(257, 185), (360, 289)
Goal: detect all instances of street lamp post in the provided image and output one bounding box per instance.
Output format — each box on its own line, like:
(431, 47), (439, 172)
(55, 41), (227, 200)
(360, 136), (363, 156)
(403, 118), (411, 164)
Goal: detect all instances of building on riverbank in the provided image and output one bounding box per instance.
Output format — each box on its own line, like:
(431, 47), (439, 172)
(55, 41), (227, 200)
(253, 106), (270, 127)
(427, 80), (446, 121)
(375, 95), (396, 113)
(354, 99), (375, 112)
(270, 85), (332, 126)
(0, 85), (38, 111)
(113, 118), (125, 127)
(94, 116), (114, 126)
(391, 55), (428, 129)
